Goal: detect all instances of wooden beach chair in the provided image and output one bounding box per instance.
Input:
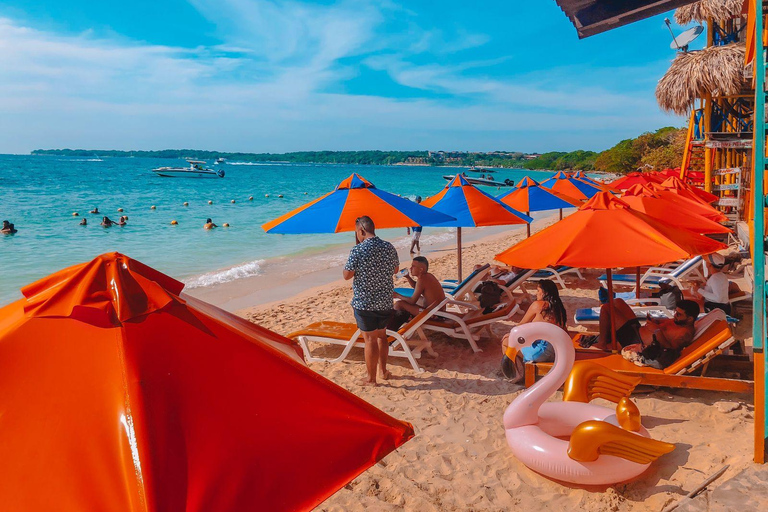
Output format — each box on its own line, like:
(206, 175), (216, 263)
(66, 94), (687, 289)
(287, 298), (451, 373)
(598, 256), (704, 291)
(525, 310), (752, 393)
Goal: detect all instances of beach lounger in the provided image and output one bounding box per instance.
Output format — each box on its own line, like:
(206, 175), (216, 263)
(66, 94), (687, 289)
(598, 256), (703, 291)
(574, 302), (739, 325)
(525, 310), (752, 393)
(529, 266), (584, 289)
(395, 264), (491, 301)
(287, 298), (452, 373)
(422, 300), (524, 352)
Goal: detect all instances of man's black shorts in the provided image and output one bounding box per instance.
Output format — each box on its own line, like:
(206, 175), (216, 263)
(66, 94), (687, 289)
(353, 309), (393, 332)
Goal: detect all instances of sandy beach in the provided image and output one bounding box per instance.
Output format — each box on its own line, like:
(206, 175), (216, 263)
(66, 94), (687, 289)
(232, 221), (757, 511)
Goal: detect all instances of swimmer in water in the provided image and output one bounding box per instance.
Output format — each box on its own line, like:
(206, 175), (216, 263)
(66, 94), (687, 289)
(1, 220), (17, 234)
(90, 207), (99, 214)
(117, 216), (127, 226)
(80, 218), (88, 226)
(101, 216), (117, 227)
(204, 218), (218, 230)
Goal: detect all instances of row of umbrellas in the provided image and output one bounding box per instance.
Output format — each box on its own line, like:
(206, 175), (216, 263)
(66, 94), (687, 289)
(262, 170), (722, 281)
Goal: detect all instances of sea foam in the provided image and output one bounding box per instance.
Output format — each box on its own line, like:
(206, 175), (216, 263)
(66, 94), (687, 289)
(184, 259), (265, 289)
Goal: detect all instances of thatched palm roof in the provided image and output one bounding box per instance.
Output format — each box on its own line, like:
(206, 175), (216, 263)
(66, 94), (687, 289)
(675, 0), (745, 25)
(656, 43), (746, 115)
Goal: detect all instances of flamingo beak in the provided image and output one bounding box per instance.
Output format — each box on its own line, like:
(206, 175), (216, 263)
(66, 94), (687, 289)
(501, 346), (521, 380)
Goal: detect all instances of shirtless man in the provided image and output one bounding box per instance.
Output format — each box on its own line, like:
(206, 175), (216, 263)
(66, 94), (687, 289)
(393, 256), (445, 318)
(204, 218), (218, 230)
(586, 298), (699, 354)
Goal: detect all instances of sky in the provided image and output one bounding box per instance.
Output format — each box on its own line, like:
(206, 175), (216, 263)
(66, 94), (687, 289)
(0, 0), (703, 154)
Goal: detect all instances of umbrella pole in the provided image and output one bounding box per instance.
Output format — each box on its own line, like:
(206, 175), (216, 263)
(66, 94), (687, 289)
(559, 208), (563, 220)
(607, 268), (618, 353)
(526, 211), (531, 238)
(635, 267), (641, 299)
(457, 227), (463, 281)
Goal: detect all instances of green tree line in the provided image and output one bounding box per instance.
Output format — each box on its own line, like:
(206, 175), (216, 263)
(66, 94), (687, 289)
(31, 126), (686, 174)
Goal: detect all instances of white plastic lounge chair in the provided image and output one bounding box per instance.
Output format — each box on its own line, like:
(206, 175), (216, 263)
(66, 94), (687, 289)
(598, 256), (703, 291)
(573, 302), (739, 325)
(729, 264), (753, 306)
(287, 298), (452, 372)
(395, 264), (491, 302)
(422, 300), (523, 350)
(529, 266), (584, 289)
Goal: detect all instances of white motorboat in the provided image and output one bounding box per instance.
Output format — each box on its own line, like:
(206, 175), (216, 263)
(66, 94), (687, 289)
(443, 174), (513, 187)
(152, 160), (225, 178)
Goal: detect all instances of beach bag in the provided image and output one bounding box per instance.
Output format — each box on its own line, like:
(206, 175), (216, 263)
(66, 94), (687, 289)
(478, 281), (503, 313)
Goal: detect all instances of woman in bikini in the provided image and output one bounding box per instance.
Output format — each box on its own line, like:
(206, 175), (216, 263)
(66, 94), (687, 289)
(500, 279), (567, 382)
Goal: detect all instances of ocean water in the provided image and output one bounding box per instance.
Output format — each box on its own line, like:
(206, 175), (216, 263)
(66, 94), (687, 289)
(0, 154), (554, 306)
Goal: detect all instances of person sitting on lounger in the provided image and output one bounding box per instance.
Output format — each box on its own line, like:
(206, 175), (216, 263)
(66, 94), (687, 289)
(581, 299), (699, 355)
(389, 256), (445, 330)
(690, 253), (730, 315)
(500, 279), (566, 382)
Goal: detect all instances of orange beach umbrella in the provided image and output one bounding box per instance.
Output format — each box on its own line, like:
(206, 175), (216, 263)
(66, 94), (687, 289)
(647, 182), (727, 223)
(539, 171), (603, 201)
(0, 253), (414, 512)
(657, 176), (719, 204)
(422, 174), (531, 280)
(621, 184), (731, 234)
(609, 171), (664, 190)
(495, 192), (726, 349)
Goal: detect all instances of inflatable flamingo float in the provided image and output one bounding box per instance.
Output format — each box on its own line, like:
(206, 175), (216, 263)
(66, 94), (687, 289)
(503, 322), (675, 486)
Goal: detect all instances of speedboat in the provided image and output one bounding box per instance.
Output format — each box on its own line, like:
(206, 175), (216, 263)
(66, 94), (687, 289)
(215, 157), (226, 164)
(152, 160), (225, 178)
(443, 174), (513, 187)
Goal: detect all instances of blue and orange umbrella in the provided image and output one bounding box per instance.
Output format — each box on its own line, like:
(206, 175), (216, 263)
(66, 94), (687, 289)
(262, 173), (455, 234)
(540, 171), (603, 201)
(496, 177), (581, 236)
(422, 174), (531, 279)
(572, 171), (619, 193)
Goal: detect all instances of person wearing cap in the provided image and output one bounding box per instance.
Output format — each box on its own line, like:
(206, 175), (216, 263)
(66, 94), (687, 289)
(406, 196), (423, 254)
(692, 253), (730, 315)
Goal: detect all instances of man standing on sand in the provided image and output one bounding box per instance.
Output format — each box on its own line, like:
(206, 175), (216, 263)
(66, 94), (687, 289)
(406, 196), (423, 254)
(343, 216), (400, 386)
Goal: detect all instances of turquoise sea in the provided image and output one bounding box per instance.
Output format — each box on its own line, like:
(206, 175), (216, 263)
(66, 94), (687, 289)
(0, 154), (555, 306)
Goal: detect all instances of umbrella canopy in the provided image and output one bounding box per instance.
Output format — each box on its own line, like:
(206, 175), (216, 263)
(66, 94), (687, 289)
(657, 176), (720, 204)
(423, 174), (532, 227)
(262, 173), (455, 233)
(497, 176), (581, 212)
(540, 171), (602, 201)
(495, 192), (726, 269)
(571, 171), (619, 193)
(423, 174), (531, 279)
(621, 184), (730, 234)
(0, 253), (414, 512)
(647, 183), (728, 223)
(609, 171), (664, 190)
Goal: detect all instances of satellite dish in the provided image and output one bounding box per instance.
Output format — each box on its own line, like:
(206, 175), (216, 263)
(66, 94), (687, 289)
(664, 19), (704, 52)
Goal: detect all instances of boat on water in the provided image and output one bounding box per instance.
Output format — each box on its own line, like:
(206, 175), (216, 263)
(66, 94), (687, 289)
(468, 166), (496, 173)
(152, 160), (225, 178)
(443, 174), (513, 187)
(215, 157), (226, 164)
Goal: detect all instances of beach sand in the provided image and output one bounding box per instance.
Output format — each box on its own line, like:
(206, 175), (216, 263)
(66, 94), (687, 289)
(237, 224), (757, 512)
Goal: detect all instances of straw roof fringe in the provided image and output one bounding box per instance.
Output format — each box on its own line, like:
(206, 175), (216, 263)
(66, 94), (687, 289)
(674, 0), (745, 25)
(656, 43), (746, 115)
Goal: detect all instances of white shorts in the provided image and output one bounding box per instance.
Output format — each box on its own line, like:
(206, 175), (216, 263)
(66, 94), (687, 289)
(411, 231), (421, 241)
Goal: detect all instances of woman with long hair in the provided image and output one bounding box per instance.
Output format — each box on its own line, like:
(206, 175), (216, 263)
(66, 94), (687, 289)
(500, 279), (567, 382)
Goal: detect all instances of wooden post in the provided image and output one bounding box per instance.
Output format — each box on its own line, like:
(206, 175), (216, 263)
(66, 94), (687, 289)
(457, 227), (463, 282)
(636, 267), (641, 299)
(559, 208), (563, 220)
(704, 93), (713, 193)
(607, 269), (618, 353)
(526, 211), (531, 238)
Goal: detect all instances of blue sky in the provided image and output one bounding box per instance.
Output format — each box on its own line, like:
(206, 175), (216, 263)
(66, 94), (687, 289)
(0, 1), (701, 154)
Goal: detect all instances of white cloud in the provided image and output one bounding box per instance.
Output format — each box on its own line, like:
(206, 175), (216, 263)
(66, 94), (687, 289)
(0, 3), (682, 155)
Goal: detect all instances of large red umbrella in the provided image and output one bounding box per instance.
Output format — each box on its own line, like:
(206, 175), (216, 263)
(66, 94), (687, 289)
(621, 184), (731, 234)
(495, 192), (726, 350)
(0, 253), (414, 512)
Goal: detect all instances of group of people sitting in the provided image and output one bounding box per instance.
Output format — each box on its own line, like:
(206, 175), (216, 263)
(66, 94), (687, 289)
(391, 252), (740, 383)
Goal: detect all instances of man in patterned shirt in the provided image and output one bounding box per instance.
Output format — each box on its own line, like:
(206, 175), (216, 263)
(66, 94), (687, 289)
(343, 216), (400, 386)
